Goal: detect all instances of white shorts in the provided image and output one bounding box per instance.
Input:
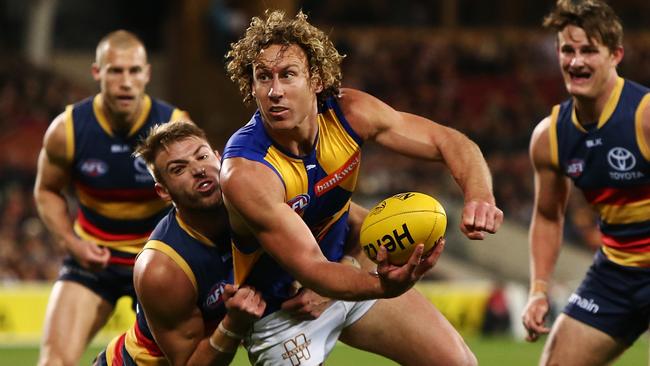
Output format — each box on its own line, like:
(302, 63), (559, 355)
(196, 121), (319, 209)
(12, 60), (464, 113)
(244, 299), (376, 366)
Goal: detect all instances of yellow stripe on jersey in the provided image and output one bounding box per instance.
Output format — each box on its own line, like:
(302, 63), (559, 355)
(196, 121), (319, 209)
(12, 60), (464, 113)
(635, 93), (650, 162)
(232, 244), (263, 285)
(124, 327), (164, 365)
(570, 77), (624, 130)
(595, 198), (650, 225)
(549, 105), (560, 169)
(93, 94), (153, 137)
(602, 246), (650, 267)
(127, 95), (152, 137)
(170, 108), (189, 123)
(64, 105), (75, 164)
(176, 212), (215, 247)
(316, 109), (361, 192)
(73, 222), (146, 252)
(76, 188), (169, 220)
(264, 147), (308, 200)
(104, 334), (120, 365)
(143, 240), (198, 291)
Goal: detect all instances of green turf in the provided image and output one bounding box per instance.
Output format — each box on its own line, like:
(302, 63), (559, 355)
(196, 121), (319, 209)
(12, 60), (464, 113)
(0, 335), (645, 365)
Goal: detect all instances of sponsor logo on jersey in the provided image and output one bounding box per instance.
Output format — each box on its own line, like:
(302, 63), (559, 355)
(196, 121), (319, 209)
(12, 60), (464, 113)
(111, 144), (131, 153)
(566, 159), (584, 178)
(314, 151), (360, 197)
(281, 333), (312, 366)
(134, 156), (154, 183)
(287, 194), (310, 215)
(205, 282), (226, 309)
(80, 159), (109, 177)
(607, 147), (645, 180)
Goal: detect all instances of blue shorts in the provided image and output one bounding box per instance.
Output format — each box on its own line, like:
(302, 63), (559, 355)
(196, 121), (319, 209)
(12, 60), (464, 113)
(57, 249), (136, 309)
(563, 249), (650, 344)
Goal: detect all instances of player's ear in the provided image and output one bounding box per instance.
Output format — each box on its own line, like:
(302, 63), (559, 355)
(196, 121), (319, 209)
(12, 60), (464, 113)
(91, 63), (101, 81)
(311, 75), (323, 93)
(154, 182), (172, 202)
(612, 46), (624, 66)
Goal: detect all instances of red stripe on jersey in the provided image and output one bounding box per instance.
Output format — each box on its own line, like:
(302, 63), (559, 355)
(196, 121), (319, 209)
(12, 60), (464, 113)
(112, 333), (127, 366)
(75, 182), (159, 202)
(601, 233), (650, 253)
(583, 186), (650, 205)
(108, 256), (136, 266)
(77, 211), (151, 241)
(135, 319), (164, 357)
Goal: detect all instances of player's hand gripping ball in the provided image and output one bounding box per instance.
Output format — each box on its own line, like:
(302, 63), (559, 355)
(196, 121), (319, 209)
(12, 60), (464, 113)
(360, 192), (447, 265)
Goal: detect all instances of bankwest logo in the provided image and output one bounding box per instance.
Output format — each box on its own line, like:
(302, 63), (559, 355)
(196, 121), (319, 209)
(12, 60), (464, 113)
(314, 152), (360, 197)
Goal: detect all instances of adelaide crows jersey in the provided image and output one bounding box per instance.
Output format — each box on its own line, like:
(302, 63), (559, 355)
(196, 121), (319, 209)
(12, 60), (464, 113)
(100, 209), (233, 365)
(63, 94), (186, 255)
(222, 96), (363, 314)
(550, 77), (650, 267)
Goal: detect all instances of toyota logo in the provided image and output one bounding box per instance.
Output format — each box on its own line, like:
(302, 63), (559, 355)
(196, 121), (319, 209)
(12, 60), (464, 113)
(607, 147), (635, 172)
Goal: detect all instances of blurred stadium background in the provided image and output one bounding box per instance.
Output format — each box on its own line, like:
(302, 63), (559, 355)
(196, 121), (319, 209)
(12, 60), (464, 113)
(0, 0), (648, 364)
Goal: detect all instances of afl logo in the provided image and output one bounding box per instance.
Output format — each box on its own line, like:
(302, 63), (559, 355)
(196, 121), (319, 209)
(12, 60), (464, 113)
(80, 159), (108, 177)
(607, 147), (635, 172)
(205, 282), (226, 309)
(566, 159), (584, 178)
(287, 194), (310, 215)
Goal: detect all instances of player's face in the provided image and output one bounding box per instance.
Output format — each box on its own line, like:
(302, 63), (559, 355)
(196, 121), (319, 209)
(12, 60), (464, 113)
(557, 25), (622, 100)
(155, 136), (223, 211)
(251, 44), (323, 132)
(94, 45), (150, 120)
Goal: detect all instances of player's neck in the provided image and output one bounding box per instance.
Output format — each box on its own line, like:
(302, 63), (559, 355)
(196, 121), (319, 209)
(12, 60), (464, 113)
(266, 113), (319, 157)
(101, 101), (141, 135)
(573, 74), (619, 126)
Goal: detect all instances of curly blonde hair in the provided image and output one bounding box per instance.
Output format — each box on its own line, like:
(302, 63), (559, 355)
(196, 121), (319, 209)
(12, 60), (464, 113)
(226, 10), (344, 104)
(543, 0), (622, 53)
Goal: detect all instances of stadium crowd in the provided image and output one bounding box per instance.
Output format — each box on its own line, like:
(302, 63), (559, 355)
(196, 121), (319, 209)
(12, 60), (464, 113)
(2, 29), (650, 281)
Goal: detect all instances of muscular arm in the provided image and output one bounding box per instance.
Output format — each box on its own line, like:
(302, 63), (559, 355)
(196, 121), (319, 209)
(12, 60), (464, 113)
(339, 88), (503, 239)
(135, 250), (263, 366)
(220, 158), (435, 301)
(522, 116), (571, 341)
(528, 117), (571, 286)
(34, 112), (109, 269)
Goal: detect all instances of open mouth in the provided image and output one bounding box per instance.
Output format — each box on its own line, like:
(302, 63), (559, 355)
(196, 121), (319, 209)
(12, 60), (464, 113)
(196, 179), (215, 193)
(569, 70), (592, 82)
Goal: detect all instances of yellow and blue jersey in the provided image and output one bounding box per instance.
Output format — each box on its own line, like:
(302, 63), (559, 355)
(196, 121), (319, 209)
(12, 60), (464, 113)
(222, 96), (363, 314)
(100, 208), (233, 365)
(549, 77), (650, 267)
(64, 94), (186, 256)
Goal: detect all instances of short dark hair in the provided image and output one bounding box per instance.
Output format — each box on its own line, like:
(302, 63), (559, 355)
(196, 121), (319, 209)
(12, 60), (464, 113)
(134, 121), (207, 182)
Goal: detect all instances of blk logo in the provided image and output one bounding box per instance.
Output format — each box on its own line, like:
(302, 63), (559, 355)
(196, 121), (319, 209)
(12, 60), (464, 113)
(607, 147), (635, 172)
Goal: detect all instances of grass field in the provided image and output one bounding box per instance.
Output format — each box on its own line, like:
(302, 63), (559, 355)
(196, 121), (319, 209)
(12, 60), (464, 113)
(1, 335), (646, 365)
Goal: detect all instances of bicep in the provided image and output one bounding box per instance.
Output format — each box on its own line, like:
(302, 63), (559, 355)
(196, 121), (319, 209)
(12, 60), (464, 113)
(220, 159), (328, 276)
(135, 252), (203, 364)
(35, 116), (71, 195)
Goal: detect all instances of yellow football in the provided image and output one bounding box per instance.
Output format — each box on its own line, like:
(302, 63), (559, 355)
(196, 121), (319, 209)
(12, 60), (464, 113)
(360, 192), (447, 265)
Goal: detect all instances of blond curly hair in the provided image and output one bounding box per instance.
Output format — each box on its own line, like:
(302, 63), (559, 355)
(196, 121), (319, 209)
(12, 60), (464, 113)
(543, 0), (623, 52)
(226, 10), (344, 104)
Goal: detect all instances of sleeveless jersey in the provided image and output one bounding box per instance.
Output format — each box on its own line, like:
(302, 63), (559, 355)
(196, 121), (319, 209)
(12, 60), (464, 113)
(222, 96), (363, 314)
(549, 77), (650, 267)
(102, 208), (233, 365)
(63, 94), (186, 255)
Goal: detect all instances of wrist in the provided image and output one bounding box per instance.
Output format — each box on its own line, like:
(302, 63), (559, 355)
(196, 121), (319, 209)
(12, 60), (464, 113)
(529, 279), (549, 297)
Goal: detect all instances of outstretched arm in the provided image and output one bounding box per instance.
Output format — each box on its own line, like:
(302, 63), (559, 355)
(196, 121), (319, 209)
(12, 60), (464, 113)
(339, 88), (503, 239)
(521, 116), (571, 342)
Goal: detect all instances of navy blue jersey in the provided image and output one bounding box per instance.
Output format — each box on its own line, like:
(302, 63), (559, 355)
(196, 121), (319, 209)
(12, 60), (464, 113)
(64, 94), (186, 255)
(549, 77), (650, 266)
(101, 208), (233, 365)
